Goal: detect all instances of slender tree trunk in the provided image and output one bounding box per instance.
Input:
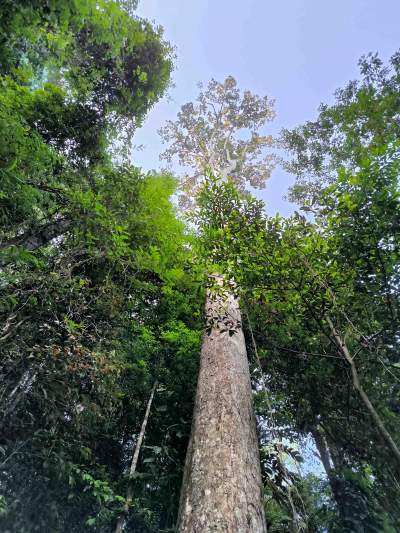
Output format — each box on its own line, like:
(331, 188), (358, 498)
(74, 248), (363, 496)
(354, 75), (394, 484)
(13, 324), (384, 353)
(115, 380), (158, 533)
(326, 316), (400, 468)
(1, 363), (45, 421)
(312, 424), (333, 477)
(177, 276), (266, 532)
(313, 423), (376, 530)
(312, 424), (348, 521)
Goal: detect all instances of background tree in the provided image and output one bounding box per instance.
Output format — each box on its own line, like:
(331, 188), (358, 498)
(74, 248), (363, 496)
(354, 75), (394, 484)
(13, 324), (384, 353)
(159, 75), (275, 206)
(280, 49), (400, 209)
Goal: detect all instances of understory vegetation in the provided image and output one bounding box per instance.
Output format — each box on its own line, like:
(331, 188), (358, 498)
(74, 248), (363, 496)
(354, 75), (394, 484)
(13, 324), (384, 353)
(0, 1), (399, 531)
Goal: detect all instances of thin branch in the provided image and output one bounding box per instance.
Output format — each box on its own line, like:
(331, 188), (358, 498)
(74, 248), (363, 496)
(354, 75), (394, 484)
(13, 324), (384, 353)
(326, 315), (400, 468)
(115, 381), (158, 533)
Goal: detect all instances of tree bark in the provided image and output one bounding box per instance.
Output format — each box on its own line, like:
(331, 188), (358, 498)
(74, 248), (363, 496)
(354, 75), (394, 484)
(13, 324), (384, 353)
(177, 276), (266, 532)
(115, 380), (158, 533)
(312, 424), (334, 477)
(311, 424), (348, 520)
(1, 363), (45, 422)
(313, 423), (376, 530)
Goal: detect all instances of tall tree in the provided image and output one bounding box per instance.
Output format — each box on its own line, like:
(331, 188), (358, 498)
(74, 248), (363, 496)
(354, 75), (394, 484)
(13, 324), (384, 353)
(160, 76), (275, 531)
(198, 143), (400, 529)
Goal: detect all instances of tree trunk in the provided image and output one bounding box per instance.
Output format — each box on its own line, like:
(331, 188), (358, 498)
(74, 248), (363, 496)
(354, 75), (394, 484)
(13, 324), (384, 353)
(312, 424), (334, 477)
(115, 380), (158, 533)
(311, 424), (348, 522)
(177, 276), (266, 532)
(313, 423), (375, 531)
(1, 363), (44, 421)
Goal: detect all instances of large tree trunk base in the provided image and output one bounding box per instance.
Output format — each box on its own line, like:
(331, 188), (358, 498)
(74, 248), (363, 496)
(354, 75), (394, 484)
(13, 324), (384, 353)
(177, 281), (266, 532)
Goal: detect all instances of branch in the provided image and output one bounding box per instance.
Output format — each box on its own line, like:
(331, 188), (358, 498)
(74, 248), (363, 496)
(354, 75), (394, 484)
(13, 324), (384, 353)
(0, 317), (28, 343)
(326, 315), (400, 468)
(0, 218), (71, 264)
(115, 381), (158, 533)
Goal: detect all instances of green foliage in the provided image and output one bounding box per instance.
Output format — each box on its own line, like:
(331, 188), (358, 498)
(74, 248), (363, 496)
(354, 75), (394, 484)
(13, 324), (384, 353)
(0, 0), (173, 144)
(0, 166), (203, 531)
(0, 3), (204, 532)
(280, 49), (400, 207)
(1, 3), (399, 531)
(192, 153), (399, 529)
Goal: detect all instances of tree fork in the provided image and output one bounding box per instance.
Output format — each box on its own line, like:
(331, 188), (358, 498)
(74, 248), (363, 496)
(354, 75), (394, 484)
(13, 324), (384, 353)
(177, 276), (267, 532)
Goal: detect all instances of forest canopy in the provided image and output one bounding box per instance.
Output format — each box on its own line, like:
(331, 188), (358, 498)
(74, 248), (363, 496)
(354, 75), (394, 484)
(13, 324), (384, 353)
(0, 1), (399, 532)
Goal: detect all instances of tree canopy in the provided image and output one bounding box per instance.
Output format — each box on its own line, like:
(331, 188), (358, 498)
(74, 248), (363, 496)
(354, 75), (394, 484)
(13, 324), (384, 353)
(0, 3), (399, 531)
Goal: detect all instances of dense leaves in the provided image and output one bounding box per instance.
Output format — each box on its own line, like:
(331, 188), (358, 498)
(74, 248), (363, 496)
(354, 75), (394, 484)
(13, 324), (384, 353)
(280, 50), (400, 208)
(0, 3), (399, 531)
(0, 3), (203, 532)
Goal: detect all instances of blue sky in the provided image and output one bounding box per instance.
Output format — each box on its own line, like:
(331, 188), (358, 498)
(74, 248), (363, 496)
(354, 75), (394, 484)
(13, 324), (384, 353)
(134, 0), (399, 216)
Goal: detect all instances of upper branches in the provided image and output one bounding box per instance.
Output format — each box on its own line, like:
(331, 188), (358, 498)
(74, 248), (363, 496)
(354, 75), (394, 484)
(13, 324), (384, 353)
(159, 76), (276, 206)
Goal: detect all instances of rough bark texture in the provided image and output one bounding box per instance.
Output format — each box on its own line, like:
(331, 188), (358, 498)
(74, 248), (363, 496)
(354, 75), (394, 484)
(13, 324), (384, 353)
(177, 279), (266, 532)
(312, 424), (346, 519)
